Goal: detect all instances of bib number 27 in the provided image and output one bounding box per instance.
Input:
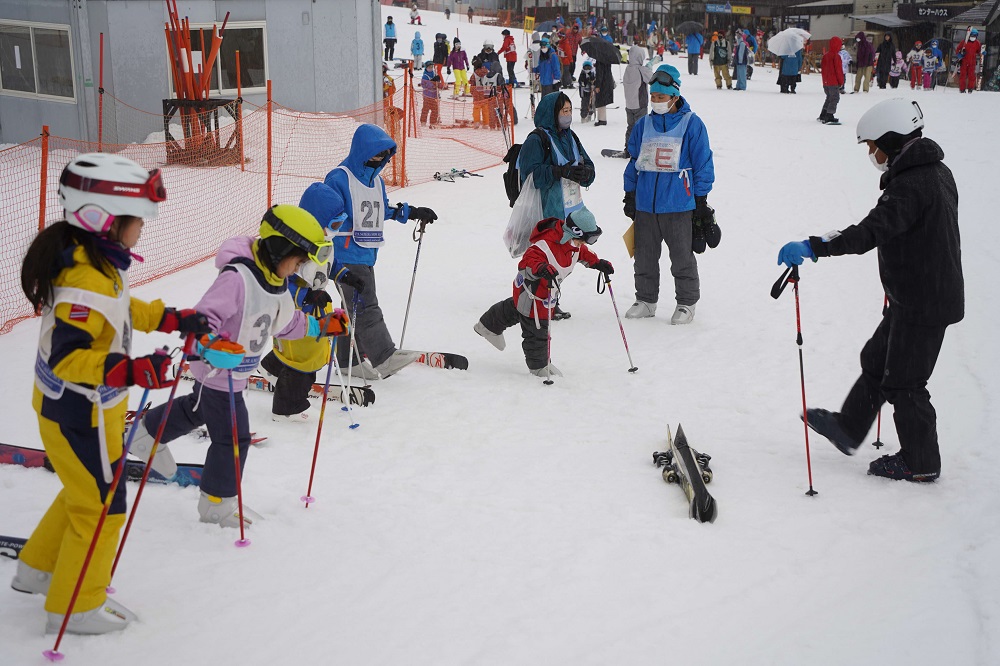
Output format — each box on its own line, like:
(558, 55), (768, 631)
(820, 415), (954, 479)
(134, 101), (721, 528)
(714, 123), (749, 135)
(360, 201), (381, 229)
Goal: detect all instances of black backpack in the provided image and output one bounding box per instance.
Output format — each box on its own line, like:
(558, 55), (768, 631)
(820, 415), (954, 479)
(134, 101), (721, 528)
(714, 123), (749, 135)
(502, 128), (584, 208)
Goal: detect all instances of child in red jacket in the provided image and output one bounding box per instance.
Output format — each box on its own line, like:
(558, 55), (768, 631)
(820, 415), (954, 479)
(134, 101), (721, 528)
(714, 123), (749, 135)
(819, 36), (846, 125)
(475, 208), (612, 377)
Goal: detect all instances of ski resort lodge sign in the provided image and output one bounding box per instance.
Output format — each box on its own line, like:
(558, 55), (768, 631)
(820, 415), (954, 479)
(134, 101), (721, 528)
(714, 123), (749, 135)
(897, 4), (966, 22)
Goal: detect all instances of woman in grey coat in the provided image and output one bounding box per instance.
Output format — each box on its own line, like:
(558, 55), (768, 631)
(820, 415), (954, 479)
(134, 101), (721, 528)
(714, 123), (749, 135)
(622, 46), (653, 155)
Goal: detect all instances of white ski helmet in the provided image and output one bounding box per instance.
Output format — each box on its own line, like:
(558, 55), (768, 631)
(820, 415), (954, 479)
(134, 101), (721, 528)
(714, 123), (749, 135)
(483, 39), (494, 49)
(856, 98), (924, 146)
(59, 153), (165, 233)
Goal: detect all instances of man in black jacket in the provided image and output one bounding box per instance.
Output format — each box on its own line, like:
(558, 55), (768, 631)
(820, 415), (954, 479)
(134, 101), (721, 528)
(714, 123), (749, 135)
(777, 99), (963, 482)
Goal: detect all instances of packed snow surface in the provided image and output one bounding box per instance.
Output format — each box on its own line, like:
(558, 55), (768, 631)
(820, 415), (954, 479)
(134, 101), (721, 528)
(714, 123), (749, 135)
(1, 8), (997, 665)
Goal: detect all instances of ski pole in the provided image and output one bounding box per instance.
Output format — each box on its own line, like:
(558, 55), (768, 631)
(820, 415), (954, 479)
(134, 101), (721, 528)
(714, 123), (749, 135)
(226, 369), (250, 547)
(334, 285), (362, 428)
(872, 294), (889, 449)
(544, 282), (559, 386)
(597, 271), (638, 373)
(399, 220), (427, 349)
(771, 265), (818, 497)
(43, 386), (152, 661)
(303, 335), (338, 508)
(110, 334), (196, 581)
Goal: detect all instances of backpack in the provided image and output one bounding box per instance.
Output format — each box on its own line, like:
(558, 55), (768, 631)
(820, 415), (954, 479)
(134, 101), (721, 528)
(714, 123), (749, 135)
(502, 128), (584, 208)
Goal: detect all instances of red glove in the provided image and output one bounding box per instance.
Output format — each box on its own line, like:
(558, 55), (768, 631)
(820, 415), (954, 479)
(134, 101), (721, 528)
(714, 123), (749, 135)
(104, 352), (176, 389)
(158, 308), (211, 335)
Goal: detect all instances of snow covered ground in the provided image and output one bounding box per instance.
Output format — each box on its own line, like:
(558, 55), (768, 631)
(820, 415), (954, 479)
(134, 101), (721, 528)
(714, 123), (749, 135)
(1, 8), (998, 665)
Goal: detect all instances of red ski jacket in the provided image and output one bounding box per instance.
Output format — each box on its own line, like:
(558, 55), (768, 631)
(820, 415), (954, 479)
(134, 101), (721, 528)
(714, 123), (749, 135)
(821, 37), (846, 87)
(513, 218), (601, 321)
(501, 34), (518, 62)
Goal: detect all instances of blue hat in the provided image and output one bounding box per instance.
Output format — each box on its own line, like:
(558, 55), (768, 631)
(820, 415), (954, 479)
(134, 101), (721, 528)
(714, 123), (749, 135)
(650, 64), (681, 96)
(299, 182), (347, 231)
(970, 29), (979, 36)
(563, 207), (602, 244)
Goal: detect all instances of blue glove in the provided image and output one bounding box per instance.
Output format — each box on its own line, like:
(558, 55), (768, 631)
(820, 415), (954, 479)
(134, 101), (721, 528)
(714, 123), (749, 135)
(777, 240), (815, 267)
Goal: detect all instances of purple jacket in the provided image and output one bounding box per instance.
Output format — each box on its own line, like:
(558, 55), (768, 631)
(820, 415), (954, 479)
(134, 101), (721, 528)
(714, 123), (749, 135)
(855, 32), (875, 68)
(188, 236), (309, 392)
(447, 48), (469, 70)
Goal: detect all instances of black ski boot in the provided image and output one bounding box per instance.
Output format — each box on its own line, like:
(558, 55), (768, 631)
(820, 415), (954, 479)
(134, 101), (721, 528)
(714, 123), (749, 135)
(552, 305), (571, 320)
(802, 408), (861, 455)
(868, 452), (939, 482)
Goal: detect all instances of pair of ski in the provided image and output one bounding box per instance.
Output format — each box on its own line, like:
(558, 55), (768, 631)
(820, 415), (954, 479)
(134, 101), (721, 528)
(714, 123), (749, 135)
(0, 442), (205, 489)
(653, 424), (718, 523)
(179, 370), (376, 408)
(434, 169), (483, 182)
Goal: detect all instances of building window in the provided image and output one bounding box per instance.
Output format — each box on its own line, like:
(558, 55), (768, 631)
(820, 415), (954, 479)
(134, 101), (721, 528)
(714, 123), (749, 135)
(171, 22), (267, 96)
(0, 21), (75, 101)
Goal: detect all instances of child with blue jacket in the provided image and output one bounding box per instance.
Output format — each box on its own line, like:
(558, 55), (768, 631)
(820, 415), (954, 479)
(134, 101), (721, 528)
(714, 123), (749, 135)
(323, 124), (438, 379)
(411, 31), (425, 70)
(622, 64), (715, 325)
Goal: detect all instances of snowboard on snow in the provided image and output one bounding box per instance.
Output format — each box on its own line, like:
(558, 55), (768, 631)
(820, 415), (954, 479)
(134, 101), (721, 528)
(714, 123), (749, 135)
(180, 370), (376, 407)
(601, 149), (630, 159)
(0, 442), (205, 489)
(0, 535), (26, 560)
(410, 351), (469, 371)
(652, 424), (717, 523)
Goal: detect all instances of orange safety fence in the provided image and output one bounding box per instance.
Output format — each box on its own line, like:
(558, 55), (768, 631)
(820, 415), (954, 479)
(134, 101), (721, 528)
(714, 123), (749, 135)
(0, 74), (510, 334)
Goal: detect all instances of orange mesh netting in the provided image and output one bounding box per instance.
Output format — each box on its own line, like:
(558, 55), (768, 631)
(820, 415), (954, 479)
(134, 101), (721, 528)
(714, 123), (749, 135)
(0, 73), (510, 334)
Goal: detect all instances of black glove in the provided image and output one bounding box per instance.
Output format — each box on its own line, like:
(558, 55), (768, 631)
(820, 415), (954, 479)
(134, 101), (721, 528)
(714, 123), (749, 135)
(337, 270), (366, 293)
(551, 164), (569, 180)
(408, 206), (438, 223)
(623, 191), (636, 220)
(303, 289), (333, 310)
(694, 196), (712, 221)
(535, 263), (559, 281)
(563, 164), (594, 184)
(592, 259), (614, 275)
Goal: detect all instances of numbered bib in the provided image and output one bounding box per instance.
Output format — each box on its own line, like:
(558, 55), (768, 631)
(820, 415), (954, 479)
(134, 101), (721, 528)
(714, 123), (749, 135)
(635, 112), (693, 174)
(562, 179), (583, 215)
(337, 165), (386, 248)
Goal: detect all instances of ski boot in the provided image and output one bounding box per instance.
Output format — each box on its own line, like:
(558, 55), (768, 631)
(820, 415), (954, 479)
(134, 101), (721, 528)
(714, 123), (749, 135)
(802, 408), (861, 455)
(868, 452), (939, 482)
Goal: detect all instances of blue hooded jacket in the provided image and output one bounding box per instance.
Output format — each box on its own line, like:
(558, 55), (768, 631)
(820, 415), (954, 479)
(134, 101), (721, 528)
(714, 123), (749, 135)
(411, 32), (424, 56)
(533, 47), (562, 86)
(518, 92), (595, 219)
(295, 182), (350, 297)
(686, 33), (704, 55)
(780, 49), (803, 76)
(624, 97), (715, 213)
(324, 124), (409, 266)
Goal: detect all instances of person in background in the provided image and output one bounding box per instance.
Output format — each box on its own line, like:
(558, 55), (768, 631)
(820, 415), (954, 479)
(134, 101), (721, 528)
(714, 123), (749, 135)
(778, 47), (803, 93)
(501, 29), (519, 87)
(906, 40), (923, 91)
(419, 66), (441, 126)
(888, 50), (905, 89)
(410, 31), (424, 70)
(875, 33), (895, 89)
(920, 47), (939, 90)
(839, 41), (852, 94)
(733, 30), (751, 91)
(778, 98), (962, 483)
(593, 54), (614, 126)
(449, 38), (471, 97)
(383, 16), (397, 61)
(711, 31), (733, 90)
(686, 30), (704, 75)
(432, 33), (450, 84)
(409, 4), (421, 25)
(853, 31), (875, 93)
(533, 37), (561, 97)
(623, 45), (652, 156)
(956, 29), (982, 93)
(467, 5), (474, 23)
(818, 36), (845, 125)
(578, 60), (596, 122)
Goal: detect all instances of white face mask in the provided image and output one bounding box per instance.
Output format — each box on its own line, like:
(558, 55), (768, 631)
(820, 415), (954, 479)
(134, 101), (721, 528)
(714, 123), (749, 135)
(869, 151), (889, 172)
(970, 36), (977, 41)
(541, 46), (549, 53)
(651, 102), (672, 114)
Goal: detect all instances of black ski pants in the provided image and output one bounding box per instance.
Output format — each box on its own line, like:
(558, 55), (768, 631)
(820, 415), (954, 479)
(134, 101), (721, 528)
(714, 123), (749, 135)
(260, 351), (317, 417)
(838, 310), (948, 474)
(479, 297), (548, 370)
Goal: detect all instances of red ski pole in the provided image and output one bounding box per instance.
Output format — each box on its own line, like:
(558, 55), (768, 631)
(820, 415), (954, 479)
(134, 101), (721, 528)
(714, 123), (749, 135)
(227, 369), (251, 547)
(302, 335), (338, 508)
(772, 265), (817, 496)
(110, 334), (196, 581)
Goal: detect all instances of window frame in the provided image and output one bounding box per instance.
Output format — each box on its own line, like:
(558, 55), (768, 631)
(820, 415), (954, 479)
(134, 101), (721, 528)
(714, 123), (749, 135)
(167, 20), (269, 97)
(0, 19), (77, 103)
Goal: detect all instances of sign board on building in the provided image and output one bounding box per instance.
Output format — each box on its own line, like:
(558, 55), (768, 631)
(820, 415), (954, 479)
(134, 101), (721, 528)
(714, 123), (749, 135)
(897, 4), (966, 22)
(706, 4), (727, 13)
(732, 5), (753, 14)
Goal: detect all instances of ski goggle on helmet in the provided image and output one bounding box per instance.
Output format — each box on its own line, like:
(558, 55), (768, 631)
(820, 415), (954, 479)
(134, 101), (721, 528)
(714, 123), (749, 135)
(260, 205), (333, 265)
(59, 153), (166, 234)
(565, 216), (602, 245)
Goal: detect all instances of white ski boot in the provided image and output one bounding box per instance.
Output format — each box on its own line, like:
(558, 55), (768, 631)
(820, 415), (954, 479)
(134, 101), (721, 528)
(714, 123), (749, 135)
(198, 492), (263, 529)
(271, 411), (311, 424)
(473, 321), (506, 351)
(45, 598), (137, 635)
(625, 301), (657, 319)
(127, 420), (177, 479)
(373, 349), (422, 378)
(11, 560), (51, 595)
(529, 364), (563, 378)
(670, 304), (696, 325)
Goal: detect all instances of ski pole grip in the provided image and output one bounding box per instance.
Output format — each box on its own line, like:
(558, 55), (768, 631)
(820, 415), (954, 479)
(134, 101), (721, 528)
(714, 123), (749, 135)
(770, 266), (792, 300)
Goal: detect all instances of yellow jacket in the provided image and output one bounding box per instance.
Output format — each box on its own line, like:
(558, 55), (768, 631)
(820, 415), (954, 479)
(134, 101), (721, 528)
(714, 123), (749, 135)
(32, 245), (165, 425)
(271, 275), (332, 373)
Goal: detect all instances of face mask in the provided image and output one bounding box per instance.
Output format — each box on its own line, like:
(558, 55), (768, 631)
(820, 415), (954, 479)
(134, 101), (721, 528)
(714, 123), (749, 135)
(541, 46), (549, 53)
(558, 115), (572, 130)
(869, 151), (889, 173)
(651, 102), (673, 114)
(970, 36), (977, 41)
